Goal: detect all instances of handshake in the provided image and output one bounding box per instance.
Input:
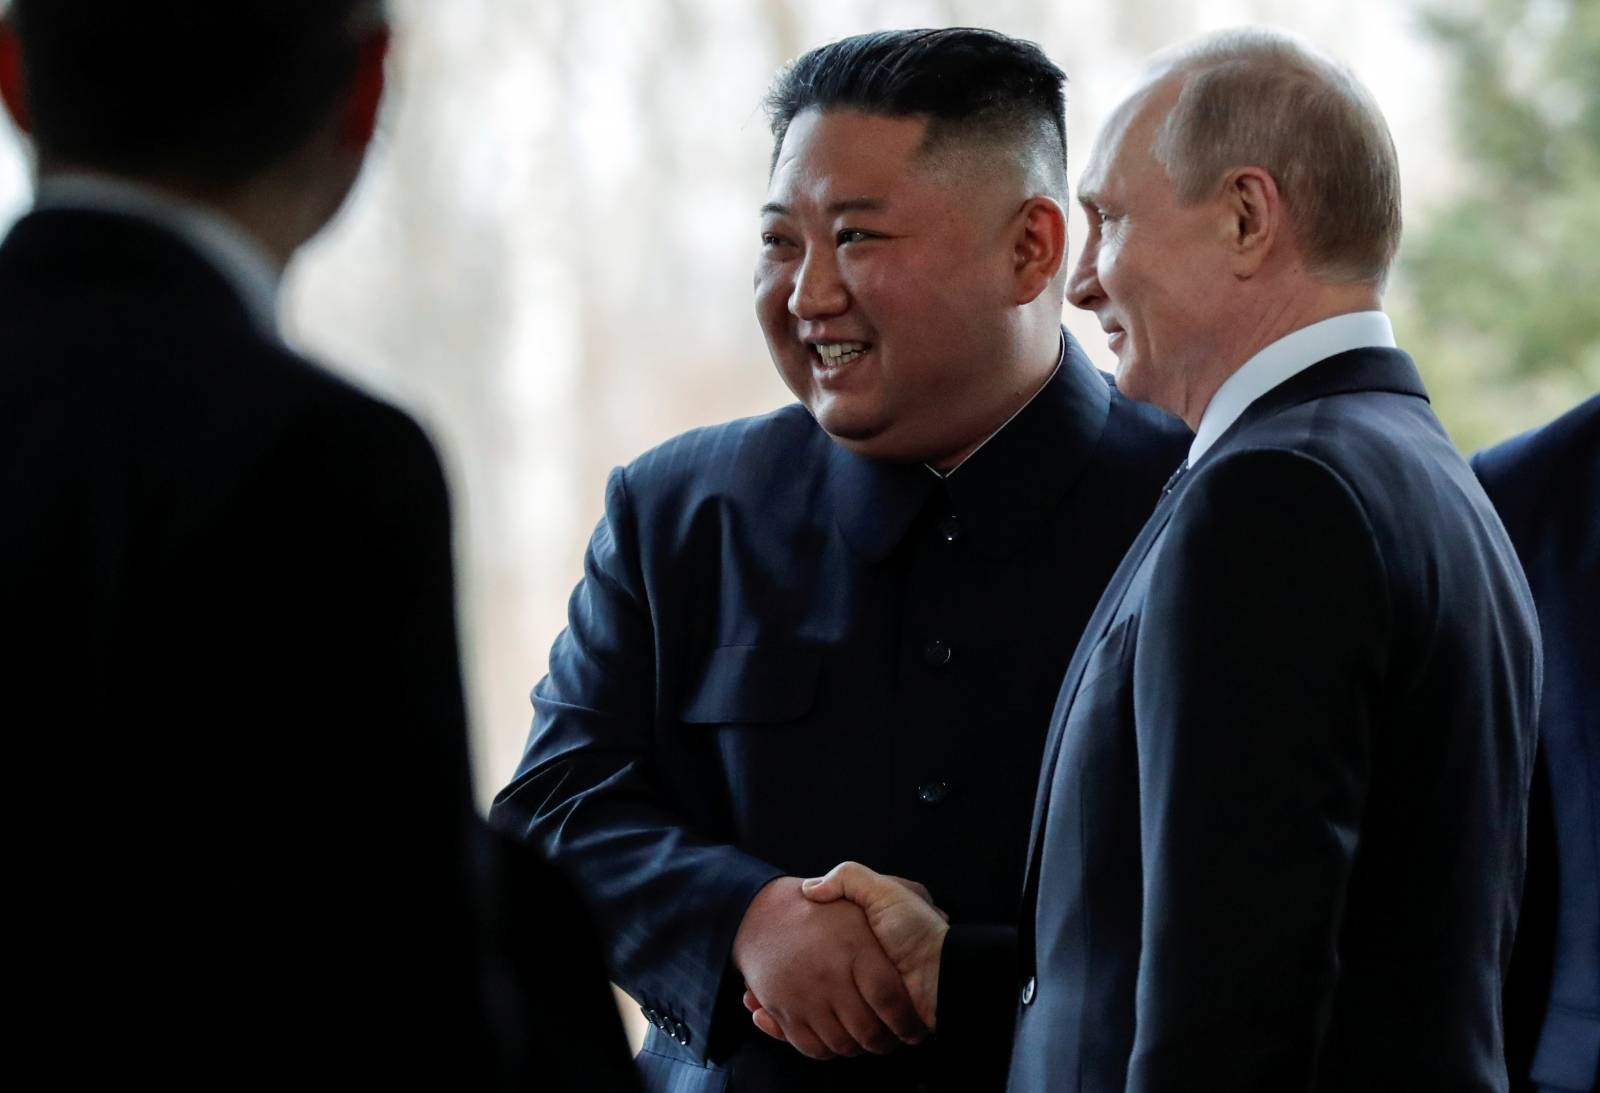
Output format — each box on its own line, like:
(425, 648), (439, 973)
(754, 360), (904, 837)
(733, 862), (952, 1060)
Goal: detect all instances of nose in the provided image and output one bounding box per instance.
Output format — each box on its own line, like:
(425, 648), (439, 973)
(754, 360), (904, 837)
(789, 248), (848, 320)
(1066, 237), (1103, 313)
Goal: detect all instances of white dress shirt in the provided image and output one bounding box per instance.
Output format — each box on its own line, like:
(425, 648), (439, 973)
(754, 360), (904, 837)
(33, 173), (283, 336)
(1189, 311), (1397, 466)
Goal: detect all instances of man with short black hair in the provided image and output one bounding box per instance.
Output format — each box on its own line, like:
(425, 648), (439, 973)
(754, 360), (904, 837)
(491, 27), (1189, 1092)
(0, 2), (635, 1087)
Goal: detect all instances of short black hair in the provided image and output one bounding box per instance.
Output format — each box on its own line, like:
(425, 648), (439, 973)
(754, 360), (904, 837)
(8, 0), (380, 187)
(763, 28), (1067, 185)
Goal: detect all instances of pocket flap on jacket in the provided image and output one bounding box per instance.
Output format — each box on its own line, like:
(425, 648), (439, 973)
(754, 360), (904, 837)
(678, 644), (823, 725)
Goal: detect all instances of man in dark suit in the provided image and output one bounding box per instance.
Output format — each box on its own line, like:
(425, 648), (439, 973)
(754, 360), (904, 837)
(1475, 396), (1599, 1093)
(489, 28), (1190, 1093)
(805, 28), (1542, 1092)
(0, 2), (635, 1087)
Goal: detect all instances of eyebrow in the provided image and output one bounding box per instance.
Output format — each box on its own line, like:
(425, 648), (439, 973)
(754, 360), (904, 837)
(760, 197), (889, 217)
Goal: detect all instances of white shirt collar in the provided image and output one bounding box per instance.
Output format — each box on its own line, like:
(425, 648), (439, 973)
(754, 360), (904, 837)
(927, 333), (1066, 480)
(1188, 310), (1396, 465)
(33, 173), (283, 335)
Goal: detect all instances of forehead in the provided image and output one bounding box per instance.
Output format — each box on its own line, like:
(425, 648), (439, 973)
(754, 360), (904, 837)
(766, 108), (936, 207)
(1078, 77), (1179, 202)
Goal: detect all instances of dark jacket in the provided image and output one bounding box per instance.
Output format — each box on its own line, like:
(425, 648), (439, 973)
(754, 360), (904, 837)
(1011, 348), (1542, 1092)
(0, 208), (636, 1090)
(1474, 396), (1600, 1093)
(491, 337), (1191, 1092)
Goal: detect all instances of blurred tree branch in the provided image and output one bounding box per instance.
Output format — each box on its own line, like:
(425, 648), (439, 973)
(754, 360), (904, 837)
(1394, 0), (1599, 446)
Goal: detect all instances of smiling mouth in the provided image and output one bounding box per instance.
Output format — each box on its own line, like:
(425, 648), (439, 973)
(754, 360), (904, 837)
(811, 341), (872, 367)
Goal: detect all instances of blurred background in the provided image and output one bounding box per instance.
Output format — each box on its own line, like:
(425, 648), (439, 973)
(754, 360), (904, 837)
(1, 0), (1591, 816)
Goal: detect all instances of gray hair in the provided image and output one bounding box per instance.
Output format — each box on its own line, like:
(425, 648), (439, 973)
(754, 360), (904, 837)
(1148, 28), (1401, 286)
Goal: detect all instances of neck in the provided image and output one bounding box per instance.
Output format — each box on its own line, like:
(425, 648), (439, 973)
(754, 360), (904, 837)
(928, 321), (1061, 471)
(175, 182), (320, 272)
(36, 161), (328, 271)
(1174, 280), (1381, 430)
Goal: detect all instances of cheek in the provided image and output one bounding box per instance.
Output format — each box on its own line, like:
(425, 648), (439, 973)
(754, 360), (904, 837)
(841, 259), (894, 309)
(752, 264), (791, 327)
(857, 256), (968, 330)
(1097, 235), (1133, 290)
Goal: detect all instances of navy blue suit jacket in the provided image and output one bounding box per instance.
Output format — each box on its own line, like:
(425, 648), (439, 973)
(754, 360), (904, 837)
(1474, 395), (1600, 1093)
(491, 338), (1190, 1092)
(1010, 348), (1542, 1092)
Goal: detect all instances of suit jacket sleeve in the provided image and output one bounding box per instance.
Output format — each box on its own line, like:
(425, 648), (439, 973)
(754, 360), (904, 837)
(490, 464), (784, 1064)
(1126, 448), (1388, 1090)
(934, 923), (1020, 1079)
(490, 829), (644, 1091)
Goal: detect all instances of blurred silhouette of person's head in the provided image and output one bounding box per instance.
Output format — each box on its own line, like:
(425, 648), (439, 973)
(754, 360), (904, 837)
(0, 0), (390, 266)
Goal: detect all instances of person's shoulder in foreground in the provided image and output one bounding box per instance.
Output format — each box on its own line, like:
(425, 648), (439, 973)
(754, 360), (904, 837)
(0, 2), (637, 1087)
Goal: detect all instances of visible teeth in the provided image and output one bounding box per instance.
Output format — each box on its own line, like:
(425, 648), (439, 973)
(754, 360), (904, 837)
(815, 341), (869, 364)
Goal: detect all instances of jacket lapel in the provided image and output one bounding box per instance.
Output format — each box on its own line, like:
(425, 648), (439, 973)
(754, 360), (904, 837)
(1018, 470), (1192, 909)
(1016, 346), (1429, 914)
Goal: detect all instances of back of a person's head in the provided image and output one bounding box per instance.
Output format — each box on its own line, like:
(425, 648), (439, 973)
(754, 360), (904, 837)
(8, 0), (381, 187)
(1147, 27), (1401, 285)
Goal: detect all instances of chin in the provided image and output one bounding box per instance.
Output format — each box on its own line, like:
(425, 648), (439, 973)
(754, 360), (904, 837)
(1112, 358), (1147, 400)
(830, 434), (924, 464)
(824, 421), (946, 465)
(813, 412), (881, 446)
(806, 393), (877, 436)
(811, 411), (905, 458)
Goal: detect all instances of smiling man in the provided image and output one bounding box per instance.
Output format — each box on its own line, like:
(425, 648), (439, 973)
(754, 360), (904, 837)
(802, 27), (1543, 1093)
(491, 28), (1189, 1092)
(1004, 43), (1537, 1090)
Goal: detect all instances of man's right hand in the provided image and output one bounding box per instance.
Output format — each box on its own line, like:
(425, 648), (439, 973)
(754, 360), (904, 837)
(732, 876), (929, 1060)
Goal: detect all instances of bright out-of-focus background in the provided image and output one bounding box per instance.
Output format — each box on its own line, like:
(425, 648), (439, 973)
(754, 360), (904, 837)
(3, 0), (1592, 812)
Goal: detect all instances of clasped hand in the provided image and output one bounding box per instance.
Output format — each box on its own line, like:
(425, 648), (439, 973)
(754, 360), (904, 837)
(733, 864), (950, 1060)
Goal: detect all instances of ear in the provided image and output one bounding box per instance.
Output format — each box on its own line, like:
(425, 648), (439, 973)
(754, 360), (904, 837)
(339, 27), (390, 151)
(0, 18), (31, 136)
(1012, 195), (1068, 305)
(1223, 166), (1281, 278)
